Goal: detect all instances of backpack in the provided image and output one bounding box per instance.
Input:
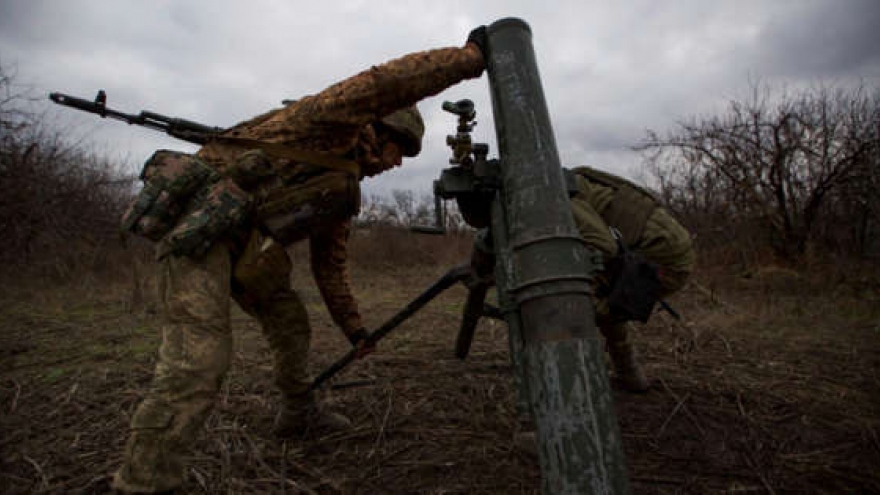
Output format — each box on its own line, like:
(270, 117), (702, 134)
(600, 231), (663, 324)
(571, 166), (659, 247)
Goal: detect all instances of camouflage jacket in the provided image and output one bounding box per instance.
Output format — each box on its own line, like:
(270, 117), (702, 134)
(570, 167), (694, 283)
(570, 166), (659, 253)
(197, 44), (485, 335)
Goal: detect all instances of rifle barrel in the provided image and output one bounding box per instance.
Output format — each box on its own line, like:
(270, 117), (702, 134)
(49, 92), (104, 114)
(49, 91), (224, 145)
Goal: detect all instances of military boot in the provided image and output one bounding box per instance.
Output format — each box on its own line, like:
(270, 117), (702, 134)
(607, 341), (650, 392)
(273, 393), (352, 438)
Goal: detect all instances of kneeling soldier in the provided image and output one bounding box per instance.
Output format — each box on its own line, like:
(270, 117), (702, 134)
(569, 166), (695, 392)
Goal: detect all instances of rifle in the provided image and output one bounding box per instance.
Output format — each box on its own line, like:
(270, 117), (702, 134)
(49, 90), (224, 145)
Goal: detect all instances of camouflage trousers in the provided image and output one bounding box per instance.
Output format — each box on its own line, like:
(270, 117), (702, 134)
(113, 230), (311, 493)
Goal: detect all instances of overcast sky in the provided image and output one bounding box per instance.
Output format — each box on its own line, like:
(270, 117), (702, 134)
(2, 0), (878, 197)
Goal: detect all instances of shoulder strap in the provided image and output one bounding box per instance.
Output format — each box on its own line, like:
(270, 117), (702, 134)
(213, 136), (361, 177)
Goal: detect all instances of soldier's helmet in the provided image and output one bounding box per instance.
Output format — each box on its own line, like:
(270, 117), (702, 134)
(380, 106), (425, 157)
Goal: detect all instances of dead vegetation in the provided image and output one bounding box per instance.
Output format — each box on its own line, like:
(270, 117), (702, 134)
(1, 240), (878, 494)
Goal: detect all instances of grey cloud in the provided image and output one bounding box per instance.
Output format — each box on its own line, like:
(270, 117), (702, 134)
(2, 0), (877, 198)
(756, 0), (880, 77)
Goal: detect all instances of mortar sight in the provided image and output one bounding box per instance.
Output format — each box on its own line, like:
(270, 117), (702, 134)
(441, 99), (475, 120)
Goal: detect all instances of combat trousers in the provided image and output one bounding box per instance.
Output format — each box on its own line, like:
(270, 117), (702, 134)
(232, 230), (313, 397)
(113, 233), (311, 493)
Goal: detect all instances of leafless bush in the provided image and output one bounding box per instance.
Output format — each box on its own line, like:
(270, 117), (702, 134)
(640, 82), (880, 260)
(357, 190), (468, 232)
(0, 63), (136, 281)
(351, 191), (475, 269)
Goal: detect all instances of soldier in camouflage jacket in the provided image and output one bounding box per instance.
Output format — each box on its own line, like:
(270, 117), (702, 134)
(113, 30), (487, 494)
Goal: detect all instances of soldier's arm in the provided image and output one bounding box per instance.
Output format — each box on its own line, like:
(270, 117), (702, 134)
(309, 219), (364, 339)
(252, 44), (484, 142)
(571, 175), (618, 256)
(308, 43), (485, 125)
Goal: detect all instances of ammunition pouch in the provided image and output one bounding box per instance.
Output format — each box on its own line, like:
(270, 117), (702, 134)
(255, 170), (360, 246)
(224, 149), (275, 190)
(121, 150), (252, 259)
(600, 243), (662, 324)
(156, 178), (251, 259)
(123, 146), (360, 257)
(121, 150), (220, 241)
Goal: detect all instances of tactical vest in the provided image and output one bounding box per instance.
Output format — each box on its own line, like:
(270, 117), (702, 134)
(207, 138), (362, 247)
(571, 166), (659, 247)
(253, 165), (360, 246)
(121, 146), (361, 258)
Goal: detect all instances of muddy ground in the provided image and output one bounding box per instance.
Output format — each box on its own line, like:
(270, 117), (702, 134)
(1, 257), (878, 494)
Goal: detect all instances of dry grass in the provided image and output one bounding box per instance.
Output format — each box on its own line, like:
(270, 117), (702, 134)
(0, 240), (878, 494)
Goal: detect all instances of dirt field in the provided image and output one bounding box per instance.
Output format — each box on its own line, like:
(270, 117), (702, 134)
(1, 242), (878, 494)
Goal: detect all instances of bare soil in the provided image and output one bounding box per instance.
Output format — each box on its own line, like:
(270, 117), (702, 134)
(1, 251), (878, 494)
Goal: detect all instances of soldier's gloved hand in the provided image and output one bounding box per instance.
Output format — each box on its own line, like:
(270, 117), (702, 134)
(466, 26), (488, 59)
(347, 328), (376, 359)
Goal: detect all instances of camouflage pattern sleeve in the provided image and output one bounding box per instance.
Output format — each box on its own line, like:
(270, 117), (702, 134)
(304, 44), (486, 127)
(221, 45), (485, 155)
(571, 175), (618, 256)
(309, 219), (363, 335)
